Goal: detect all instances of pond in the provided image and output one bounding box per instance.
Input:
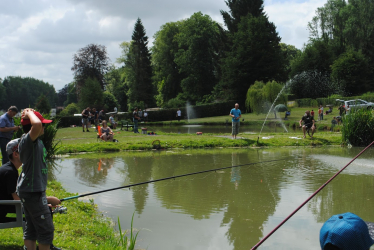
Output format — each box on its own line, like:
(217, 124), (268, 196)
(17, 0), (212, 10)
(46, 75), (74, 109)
(138, 124), (292, 134)
(52, 147), (374, 250)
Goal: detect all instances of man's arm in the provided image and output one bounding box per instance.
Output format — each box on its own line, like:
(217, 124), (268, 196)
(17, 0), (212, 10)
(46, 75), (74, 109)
(0, 126), (19, 133)
(23, 109), (42, 142)
(299, 119), (303, 127)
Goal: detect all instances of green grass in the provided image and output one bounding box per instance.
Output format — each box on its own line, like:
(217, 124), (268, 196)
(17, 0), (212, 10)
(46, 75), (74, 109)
(54, 107), (344, 154)
(0, 181), (139, 250)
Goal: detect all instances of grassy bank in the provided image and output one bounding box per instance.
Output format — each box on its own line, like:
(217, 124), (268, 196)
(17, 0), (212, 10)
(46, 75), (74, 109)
(0, 181), (136, 250)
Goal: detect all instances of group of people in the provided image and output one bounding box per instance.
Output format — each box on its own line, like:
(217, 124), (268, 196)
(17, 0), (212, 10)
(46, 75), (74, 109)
(81, 107), (119, 142)
(81, 107), (106, 132)
(0, 106), (62, 250)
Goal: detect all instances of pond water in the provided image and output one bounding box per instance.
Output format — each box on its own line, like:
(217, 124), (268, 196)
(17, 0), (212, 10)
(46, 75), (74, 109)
(51, 147), (374, 250)
(140, 124), (292, 134)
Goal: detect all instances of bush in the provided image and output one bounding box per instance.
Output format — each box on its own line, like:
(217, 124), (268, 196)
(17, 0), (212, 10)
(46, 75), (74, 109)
(341, 109), (374, 146)
(60, 103), (80, 116)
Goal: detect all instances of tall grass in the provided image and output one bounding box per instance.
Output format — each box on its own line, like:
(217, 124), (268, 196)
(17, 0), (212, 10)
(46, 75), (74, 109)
(341, 109), (374, 146)
(40, 118), (61, 161)
(117, 212), (140, 250)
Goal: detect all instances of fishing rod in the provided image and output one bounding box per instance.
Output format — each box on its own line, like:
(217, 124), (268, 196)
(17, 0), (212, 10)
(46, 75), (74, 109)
(60, 158), (288, 202)
(251, 140), (374, 250)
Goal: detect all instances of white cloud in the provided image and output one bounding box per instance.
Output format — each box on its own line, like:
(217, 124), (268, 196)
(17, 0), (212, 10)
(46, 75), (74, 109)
(0, 0), (325, 92)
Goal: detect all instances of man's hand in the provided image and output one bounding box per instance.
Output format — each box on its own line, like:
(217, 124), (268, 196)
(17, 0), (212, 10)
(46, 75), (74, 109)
(13, 126), (20, 131)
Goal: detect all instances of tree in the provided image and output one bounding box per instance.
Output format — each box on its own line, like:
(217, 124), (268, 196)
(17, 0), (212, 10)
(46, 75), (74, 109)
(331, 49), (371, 95)
(218, 14), (285, 102)
(152, 21), (184, 106)
(174, 12), (222, 104)
(105, 65), (127, 111)
(245, 81), (287, 114)
(59, 103), (80, 116)
(64, 82), (78, 106)
(103, 92), (119, 112)
(221, 0), (265, 33)
(57, 84), (69, 106)
(35, 94), (51, 115)
(1, 76), (56, 109)
(71, 44), (110, 97)
(280, 43), (301, 79)
(120, 18), (155, 109)
(78, 77), (104, 109)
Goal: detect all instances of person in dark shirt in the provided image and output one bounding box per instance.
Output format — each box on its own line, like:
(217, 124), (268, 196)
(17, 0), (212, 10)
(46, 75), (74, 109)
(0, 138), (21, 223)
(133, 107), (140, 133)
(299, 110), (315, 138)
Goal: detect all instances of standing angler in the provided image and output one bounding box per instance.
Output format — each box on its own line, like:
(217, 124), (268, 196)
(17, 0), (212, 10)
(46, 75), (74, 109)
(230, 103), (242, 139)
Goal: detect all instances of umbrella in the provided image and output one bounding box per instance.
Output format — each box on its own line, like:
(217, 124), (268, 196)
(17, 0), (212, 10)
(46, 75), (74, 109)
(273, 104), (288, 112)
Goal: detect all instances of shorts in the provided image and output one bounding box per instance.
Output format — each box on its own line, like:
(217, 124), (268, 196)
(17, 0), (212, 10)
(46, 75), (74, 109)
(232, 122), (240, 135)
(82, 118), (88, 125)
(18, 192), (54, 245)
(304, 123), (312, 129)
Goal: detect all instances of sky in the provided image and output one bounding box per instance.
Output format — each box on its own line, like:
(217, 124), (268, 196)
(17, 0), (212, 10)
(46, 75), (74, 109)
(0, 0), (327, 92)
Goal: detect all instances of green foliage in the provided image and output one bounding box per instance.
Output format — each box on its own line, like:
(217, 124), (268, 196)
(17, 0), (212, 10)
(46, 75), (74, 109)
(103, 92), (119, 112)
(72, 44), (110, 92)
(105, 65), (127, 111)
(221, 0), (265, 33)
(64, 82), (77, 106)
(341, 109), (374, 146)
(35, 94), (51, 115)
(152, 21), (183, 106)
(78, 77), (104, 110)
(40, 118), (61, 161)
(59, 103), (80, 116)
(290, 40), (334, 77)
(163, 98), (186, 109)
(1, 76), (56, 109)
(117, 213), (139, 250)
(331, 49), (371, 95)
(246, 81), (287, 114)
(218, 14), (285, 102)
(174, 12), (221, 104)
(120, 18), (155, 109)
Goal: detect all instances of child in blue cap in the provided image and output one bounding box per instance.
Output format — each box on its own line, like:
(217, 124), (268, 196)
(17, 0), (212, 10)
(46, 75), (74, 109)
(320, 212), (374, 250)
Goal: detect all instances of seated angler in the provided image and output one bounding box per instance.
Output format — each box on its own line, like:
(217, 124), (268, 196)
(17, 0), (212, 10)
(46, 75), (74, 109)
(299, 110), (315, 139)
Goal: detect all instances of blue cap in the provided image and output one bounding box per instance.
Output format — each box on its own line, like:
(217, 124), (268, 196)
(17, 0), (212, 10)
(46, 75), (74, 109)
(320, 212), (374, 250)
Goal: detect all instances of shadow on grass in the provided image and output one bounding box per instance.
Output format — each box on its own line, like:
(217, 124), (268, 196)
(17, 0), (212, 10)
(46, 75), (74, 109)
(0, 244), (23, 250)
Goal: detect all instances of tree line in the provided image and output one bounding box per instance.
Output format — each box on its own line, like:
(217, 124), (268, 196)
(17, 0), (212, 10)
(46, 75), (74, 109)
(1, 0), (373, 114)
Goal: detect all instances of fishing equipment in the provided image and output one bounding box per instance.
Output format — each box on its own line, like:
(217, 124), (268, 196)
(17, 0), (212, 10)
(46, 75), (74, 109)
(251, 141), (374, 250)
(60, 158), (287, 202)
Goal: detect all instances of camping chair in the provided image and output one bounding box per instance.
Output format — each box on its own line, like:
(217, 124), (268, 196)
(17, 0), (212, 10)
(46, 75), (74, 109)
(0, 200), (25, 230)
(97, 125), (104, 142)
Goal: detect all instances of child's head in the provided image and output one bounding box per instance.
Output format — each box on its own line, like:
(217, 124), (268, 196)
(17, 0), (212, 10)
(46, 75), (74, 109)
(320, 212), (374, 250)
(21, 111), (52, 135)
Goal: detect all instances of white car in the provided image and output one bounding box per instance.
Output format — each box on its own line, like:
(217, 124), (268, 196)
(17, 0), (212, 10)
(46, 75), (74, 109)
(336, 99), (374, 110)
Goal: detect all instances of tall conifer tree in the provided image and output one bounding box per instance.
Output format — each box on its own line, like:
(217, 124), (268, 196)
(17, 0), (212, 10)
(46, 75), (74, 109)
(125, 18), (155, 109)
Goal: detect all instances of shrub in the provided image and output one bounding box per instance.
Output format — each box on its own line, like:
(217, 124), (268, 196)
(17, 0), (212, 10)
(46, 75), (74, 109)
(341, 109), (374, 146)
(60, 103), (80, 116)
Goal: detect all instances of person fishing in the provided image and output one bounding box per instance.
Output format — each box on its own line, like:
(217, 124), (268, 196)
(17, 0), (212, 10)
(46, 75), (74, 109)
(299, 110), (315, 139)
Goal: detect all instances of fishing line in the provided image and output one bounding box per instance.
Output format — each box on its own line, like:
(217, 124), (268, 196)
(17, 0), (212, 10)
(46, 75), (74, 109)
(60, 158), (289, 202)
(251, 141), (374, 250)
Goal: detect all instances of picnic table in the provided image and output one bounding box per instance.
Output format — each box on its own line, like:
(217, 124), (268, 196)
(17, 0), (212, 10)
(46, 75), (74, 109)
(119, 120), (134, 131)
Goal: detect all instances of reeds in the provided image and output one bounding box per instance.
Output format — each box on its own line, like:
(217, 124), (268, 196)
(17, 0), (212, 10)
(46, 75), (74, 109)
(341, 108), (374, 146)
(117, 212), (140, 250)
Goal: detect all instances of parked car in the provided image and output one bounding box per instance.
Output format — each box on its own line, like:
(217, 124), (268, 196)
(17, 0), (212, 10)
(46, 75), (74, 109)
(336, 99), (374, 110)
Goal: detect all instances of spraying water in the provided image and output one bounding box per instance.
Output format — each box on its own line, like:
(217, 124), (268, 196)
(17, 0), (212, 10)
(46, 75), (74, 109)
(259, 81), (290, 136)
(186, 101), (196, 122)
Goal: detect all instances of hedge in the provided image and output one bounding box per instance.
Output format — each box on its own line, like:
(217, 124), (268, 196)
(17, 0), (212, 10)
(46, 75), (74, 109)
(295, 95), (374, 108)
(56, 101), (243, 127)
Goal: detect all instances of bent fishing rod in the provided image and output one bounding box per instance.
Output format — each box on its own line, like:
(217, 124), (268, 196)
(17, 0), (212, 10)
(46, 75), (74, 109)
(60, 158), (288, 202)
(251, 140), (374, 250)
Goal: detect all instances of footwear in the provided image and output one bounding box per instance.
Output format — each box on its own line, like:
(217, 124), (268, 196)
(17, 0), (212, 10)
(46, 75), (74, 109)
(50, 244), (62, 250)
(83, 130), (85, 132)
(86, 130), (90, 132)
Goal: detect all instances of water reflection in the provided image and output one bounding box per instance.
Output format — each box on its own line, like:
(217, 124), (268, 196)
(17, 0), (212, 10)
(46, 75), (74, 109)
(51, 148), (374, 250)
